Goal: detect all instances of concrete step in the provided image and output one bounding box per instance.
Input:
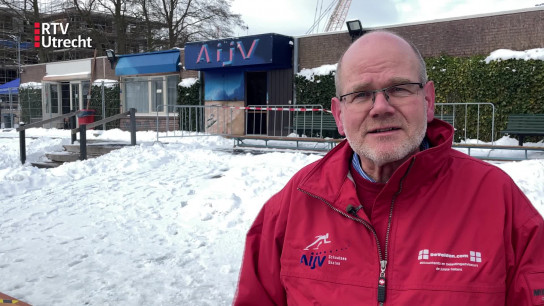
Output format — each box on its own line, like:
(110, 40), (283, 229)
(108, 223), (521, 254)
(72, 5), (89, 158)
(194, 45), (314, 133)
(63, 142), (129, 154)
(31, 160), (65, 168)
(45, 152), (101, 162)
(34, 141), (130, 168)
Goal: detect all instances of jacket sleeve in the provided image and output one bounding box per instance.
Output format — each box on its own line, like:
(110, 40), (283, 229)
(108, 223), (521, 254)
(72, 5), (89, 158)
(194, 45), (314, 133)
(505, 182), (544, 305)
(233, 190), (289, 306)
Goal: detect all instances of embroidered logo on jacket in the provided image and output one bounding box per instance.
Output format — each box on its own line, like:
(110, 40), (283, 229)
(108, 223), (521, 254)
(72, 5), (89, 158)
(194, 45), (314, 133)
(418, 248), (483, 272)
(300, 233), (349, 270)
(304, 233), (331, 250)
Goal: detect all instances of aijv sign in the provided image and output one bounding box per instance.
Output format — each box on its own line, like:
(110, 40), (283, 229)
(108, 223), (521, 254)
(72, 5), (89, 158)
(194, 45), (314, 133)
(184, 34), (293, 70)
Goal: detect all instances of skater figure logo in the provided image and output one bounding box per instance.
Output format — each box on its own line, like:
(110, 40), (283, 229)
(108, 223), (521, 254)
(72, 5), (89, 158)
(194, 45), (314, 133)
(304, 233), (331, 250)
(299, 233), (349, 270)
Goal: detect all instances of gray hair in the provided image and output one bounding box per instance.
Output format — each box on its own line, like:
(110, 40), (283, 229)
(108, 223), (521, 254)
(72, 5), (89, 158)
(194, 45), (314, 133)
(334, 30), (428, 97)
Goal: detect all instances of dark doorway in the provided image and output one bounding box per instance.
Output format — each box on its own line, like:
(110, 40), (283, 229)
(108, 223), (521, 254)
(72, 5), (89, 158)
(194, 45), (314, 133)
(246, 72), (267, 135)
(61, 83), (70, 114)
(61, 83), (70, 129)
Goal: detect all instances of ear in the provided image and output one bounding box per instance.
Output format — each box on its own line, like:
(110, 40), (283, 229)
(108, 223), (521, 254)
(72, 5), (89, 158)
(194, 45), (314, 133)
(424, 81), (436, 122)
(331, 97), (345, 136)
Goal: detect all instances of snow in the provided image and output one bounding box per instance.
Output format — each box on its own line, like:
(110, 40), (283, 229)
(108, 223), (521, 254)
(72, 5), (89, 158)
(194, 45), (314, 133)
(92, 79), (118, 87)
(485, 48), (544, 63)
(297, 64), (337, 81)
(0, 128), (542, 305)
(19, 82), (42, 89)
(179, 78), (198, 88)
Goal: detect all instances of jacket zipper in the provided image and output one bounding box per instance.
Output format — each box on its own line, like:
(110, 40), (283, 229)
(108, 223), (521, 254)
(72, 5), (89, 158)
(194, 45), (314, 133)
(298, 157), (415, 305)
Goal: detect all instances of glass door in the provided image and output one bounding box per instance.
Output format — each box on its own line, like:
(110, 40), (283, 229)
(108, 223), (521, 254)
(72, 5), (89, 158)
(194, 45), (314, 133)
(71, 83), (81, 111)
(151, 77), (163, 113)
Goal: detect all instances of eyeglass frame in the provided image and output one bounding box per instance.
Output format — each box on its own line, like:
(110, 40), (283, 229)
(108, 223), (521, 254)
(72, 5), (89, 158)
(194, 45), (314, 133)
(338, 82), (425, 106)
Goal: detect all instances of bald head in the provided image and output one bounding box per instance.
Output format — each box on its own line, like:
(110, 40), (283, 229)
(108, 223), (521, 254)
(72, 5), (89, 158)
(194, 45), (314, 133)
(335, 31), (427, 97)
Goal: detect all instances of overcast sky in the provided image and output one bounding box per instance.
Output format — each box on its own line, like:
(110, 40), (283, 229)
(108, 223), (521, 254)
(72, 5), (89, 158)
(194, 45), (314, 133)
(230, 0), (543, 37)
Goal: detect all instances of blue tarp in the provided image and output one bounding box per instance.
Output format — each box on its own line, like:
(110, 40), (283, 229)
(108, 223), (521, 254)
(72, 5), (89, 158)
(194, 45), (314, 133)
(0, 78), (19, 94)
(115, 50), (181, 76)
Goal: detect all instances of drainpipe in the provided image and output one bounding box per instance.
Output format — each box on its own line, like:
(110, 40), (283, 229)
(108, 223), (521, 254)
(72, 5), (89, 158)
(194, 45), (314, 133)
(293, 37), (299, 105)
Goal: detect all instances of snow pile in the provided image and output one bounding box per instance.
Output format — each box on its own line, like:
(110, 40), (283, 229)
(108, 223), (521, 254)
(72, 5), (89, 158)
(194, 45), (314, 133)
(93, 79), (118, 87)
(0, 128), (542, 305)
(179, 78), (198, 88)
(485, 48), (544, 63)
(19, 82), (42, 89)
(297, 64), (337, 81)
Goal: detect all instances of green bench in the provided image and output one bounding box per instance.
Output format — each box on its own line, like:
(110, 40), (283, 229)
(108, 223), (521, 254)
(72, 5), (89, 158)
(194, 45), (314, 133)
(500, 114), (544, 146)
(292, 113), (340, 138)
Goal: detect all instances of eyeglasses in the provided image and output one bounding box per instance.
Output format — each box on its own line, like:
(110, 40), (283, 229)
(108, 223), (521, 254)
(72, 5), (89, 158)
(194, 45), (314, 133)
(339, 82), (424, 109)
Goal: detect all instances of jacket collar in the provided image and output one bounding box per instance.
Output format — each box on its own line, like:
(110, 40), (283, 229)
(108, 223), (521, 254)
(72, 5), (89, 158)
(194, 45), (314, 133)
(297, 119), (455, 206)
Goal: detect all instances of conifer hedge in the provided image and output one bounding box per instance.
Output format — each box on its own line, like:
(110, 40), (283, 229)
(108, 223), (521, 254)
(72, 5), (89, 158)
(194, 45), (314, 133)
(294, 56), (544, 142)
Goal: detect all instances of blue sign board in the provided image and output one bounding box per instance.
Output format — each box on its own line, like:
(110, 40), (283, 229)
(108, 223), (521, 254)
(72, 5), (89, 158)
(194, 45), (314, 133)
(184, 33), (292, 70)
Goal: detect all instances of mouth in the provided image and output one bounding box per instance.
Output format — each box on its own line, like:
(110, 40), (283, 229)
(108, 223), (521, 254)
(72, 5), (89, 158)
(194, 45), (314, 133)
(368, 127), (401, 134)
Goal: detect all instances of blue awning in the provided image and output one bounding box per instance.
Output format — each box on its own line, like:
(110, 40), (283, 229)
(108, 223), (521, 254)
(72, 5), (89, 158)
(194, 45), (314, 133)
(0, 78), (19, 94)
(115, 50), (181, 76)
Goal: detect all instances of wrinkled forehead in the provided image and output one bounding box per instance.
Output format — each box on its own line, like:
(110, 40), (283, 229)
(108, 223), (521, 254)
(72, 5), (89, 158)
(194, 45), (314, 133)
(338, 33), (421, 90)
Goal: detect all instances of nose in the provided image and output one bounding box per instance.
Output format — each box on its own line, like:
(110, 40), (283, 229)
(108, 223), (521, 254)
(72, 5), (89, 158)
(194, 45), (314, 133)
(370, 90), (394, 115)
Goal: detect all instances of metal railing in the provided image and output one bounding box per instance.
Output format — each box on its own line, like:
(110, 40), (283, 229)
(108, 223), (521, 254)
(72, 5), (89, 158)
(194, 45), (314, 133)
(434, 102), (496, 144)
(155, 104), (339, 141)
(155, 104), (238, 141)
(16, 108), (136, 164)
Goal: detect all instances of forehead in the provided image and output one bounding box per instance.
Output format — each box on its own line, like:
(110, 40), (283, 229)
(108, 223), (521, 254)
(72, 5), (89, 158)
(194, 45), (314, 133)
(339, 33), (420, 91)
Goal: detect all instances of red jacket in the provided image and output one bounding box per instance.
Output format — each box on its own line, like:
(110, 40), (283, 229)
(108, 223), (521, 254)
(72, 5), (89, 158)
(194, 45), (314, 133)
(234, 119), (544, 305)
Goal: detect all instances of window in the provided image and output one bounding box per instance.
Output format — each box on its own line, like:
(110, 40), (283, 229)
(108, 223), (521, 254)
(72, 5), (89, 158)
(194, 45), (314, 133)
(125, 78), (149, 113)
(167, 75), (179, 111)
(123, 75), (179, 114)
(50, 84), (59, 113)
(151, 78), (163, 112)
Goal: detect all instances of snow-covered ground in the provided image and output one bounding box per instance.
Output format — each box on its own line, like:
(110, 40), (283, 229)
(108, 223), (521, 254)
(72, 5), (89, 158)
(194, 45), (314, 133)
(0, 128), (543, 305)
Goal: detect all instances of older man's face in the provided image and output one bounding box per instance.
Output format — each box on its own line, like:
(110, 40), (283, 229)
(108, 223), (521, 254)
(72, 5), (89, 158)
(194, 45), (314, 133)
(332, 33), (435, 166)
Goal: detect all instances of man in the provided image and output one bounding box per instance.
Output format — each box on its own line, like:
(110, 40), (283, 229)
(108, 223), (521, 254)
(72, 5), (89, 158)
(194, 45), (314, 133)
(234, 31), (544, 305)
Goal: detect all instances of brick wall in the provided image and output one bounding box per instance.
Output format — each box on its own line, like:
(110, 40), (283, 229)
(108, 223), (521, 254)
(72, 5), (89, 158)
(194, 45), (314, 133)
(298, 8), (544, 70)
(94, 57), (117, 80)
(21, 64), (46, 84)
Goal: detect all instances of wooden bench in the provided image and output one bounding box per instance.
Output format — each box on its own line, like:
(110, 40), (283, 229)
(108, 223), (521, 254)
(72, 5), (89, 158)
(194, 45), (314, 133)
(292, 113), (340, 138)
(500, 114), (544, 146)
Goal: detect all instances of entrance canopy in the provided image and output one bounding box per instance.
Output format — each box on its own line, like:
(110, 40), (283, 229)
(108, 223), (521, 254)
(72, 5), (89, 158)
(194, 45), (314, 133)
(0, 78), (19, 94)
(115, 50), (181, 76)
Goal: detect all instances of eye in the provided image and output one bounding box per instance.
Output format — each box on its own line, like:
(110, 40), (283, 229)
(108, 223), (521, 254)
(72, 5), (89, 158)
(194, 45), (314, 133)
(387, 85), (412, 96)
(352, 91), (372, 102)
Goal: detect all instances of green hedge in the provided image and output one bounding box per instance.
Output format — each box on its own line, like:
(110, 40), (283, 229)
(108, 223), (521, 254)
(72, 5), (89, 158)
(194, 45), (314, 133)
(427, 55), (544, 142)
(19, 86), (43, 125)
(177, 79), (201, 131)
(86, 83), (121, 130)
(294, 56), (544, 142)
(295, 73), (335, 110)
(178, 79), (201, 106)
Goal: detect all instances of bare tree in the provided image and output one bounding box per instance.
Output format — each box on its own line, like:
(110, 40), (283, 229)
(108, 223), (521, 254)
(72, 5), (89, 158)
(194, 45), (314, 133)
(0, 0), (50, 63)
(154, 0), (245, 48)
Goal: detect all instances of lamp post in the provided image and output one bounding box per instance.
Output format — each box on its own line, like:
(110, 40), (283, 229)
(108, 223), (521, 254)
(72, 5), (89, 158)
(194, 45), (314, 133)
(8, 34), (21, 128)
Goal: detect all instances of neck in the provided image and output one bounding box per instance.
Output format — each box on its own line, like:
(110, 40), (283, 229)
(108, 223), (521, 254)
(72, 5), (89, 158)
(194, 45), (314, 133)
(359, 151), (418, 183)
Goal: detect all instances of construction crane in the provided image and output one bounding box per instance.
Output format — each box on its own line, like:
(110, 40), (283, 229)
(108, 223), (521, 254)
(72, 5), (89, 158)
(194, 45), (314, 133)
(324, 0), (352, 32)
(306, 0), (352, 34)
